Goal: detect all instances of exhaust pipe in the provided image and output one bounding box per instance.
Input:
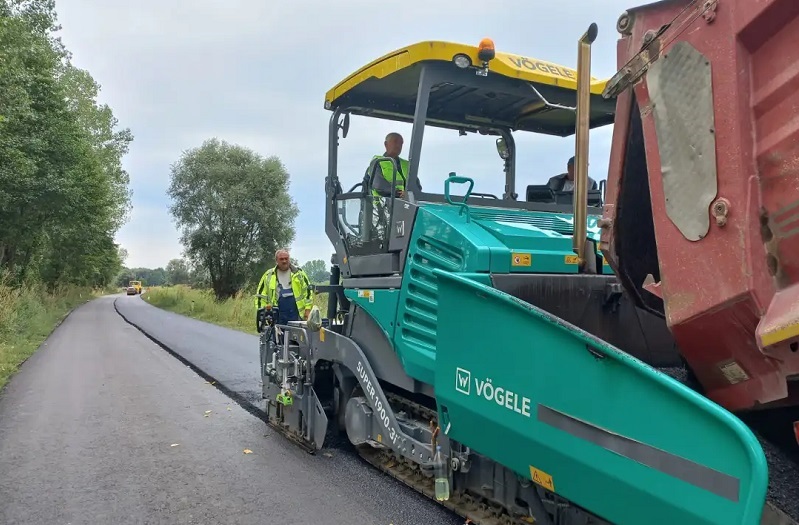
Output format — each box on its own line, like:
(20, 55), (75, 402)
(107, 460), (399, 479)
(573, 22), (598, 268)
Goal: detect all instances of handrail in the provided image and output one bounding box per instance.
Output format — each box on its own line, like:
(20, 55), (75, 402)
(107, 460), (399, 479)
(444, 172), (475, 223)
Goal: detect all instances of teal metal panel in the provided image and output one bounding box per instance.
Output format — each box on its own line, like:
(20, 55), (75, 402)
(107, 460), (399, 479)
(392, 206), (504, 384)
(391, 202), (612, 383)
(433, 270), (768, 525)
(344, 289), (401, 341)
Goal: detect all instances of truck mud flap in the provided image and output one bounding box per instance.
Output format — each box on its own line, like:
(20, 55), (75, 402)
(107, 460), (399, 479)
(431, 269), (768, 525)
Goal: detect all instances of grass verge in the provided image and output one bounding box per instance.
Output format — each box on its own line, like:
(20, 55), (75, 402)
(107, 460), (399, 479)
(0, 280), (113, 392)
(142, 285), (330, 334)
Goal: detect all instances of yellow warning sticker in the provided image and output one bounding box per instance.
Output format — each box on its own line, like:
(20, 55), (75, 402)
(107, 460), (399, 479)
(511, 253), (532, 267)
(564, 254), (580, 265)
(357, 290), (375, 303)
(319, 329), (325, 342)
(529, 465), (555, 492)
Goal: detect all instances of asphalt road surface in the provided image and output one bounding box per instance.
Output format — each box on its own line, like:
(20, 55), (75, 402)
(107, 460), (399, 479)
(0, 295), (462, 525)
(115, 294), (263, 408)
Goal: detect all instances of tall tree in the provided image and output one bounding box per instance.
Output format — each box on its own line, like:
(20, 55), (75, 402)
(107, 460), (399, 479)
(58, 63), (133, 230)
(302, 259), (329, 283)
(167, 138), (298, 299)
(0, 1), (132, 288)
(166, 258), (191, 285)
(117, 246), (129, 267)
(188, 260), (211, 289)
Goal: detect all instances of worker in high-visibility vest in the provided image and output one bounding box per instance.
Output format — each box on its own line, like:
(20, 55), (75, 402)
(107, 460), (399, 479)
(369, 132), (409, 199)
(254, 249), (313, 324)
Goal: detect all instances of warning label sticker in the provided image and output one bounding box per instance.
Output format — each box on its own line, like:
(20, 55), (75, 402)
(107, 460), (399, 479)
(511, 253), (532, 267)
(529, 465), (555, 492)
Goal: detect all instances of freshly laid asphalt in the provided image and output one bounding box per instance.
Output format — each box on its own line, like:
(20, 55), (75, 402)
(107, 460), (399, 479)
(114, 294), (264, 408)
(0, 295), (462, 525)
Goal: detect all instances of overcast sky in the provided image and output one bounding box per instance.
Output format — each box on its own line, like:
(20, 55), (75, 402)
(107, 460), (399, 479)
(54, 0), (635, 269)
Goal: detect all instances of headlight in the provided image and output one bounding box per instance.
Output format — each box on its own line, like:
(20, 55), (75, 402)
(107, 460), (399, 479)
(453, 54), (471, 69)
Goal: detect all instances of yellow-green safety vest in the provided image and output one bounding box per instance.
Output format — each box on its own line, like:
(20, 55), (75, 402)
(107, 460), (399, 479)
(371, 155), (409, 196)
(254, 266), (313, 312)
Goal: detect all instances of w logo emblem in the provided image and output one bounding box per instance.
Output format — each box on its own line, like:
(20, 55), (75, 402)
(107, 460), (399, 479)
(455, 368), (471, 395)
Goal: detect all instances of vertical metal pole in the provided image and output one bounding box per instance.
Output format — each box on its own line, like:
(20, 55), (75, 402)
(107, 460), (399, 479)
(326, 109), (345, 263)
(327, 108), (341, 182)
(573, 23), (598, 266)
(327, 264), (340, 322)
(407, 65), (434, 197)
(501, 129), (517, 200)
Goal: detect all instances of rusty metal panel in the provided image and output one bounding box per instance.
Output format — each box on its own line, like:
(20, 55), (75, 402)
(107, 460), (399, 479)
(746, 2), (799, 292)
(646, 41), (718, 242)
(605, 0), (799, 417)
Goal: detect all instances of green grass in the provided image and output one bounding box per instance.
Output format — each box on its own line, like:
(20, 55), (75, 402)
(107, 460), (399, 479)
(0, 279), (111, 392)
(142, 285), (330, 334)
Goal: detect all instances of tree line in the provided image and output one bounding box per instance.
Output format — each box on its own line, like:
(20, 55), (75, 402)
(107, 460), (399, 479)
(2, 2), (321, 298)
(1, 1), (131, 289)
(118, 258), (331, 290)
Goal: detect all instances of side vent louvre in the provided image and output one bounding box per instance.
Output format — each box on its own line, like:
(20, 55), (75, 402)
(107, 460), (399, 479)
(400, 235), (463, 349)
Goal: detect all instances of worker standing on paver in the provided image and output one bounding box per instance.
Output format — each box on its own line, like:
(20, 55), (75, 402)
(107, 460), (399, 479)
(254, 248), (314, 325)
(369, 132), (409, 199)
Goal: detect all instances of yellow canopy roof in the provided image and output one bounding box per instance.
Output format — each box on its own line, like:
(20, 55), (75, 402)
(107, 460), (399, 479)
(324, 40), (616, 137)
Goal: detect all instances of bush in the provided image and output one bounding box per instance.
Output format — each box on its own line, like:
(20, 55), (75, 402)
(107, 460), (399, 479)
(0, 275), (100, 391)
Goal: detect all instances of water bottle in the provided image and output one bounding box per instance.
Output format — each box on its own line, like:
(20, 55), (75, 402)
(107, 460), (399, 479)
(433, 445), (450, 501)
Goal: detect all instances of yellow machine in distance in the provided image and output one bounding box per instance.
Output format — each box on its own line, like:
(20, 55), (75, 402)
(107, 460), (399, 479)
(128, 280), (142, 295)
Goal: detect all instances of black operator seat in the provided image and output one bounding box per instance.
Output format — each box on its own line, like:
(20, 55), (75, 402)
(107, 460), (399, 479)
(526, 184), (603, 207)
(526, 184), (555, 204)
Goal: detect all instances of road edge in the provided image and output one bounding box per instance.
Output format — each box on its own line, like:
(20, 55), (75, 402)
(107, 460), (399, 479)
(111, 296), (270, 426)
(0, 294), (100, 396)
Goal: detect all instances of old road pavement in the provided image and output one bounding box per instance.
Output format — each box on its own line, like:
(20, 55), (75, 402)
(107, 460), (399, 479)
(0, 294), (462, 525)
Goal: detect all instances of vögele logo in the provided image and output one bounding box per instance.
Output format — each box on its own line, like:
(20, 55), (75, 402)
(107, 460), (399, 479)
(455, 368), (471, 395)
